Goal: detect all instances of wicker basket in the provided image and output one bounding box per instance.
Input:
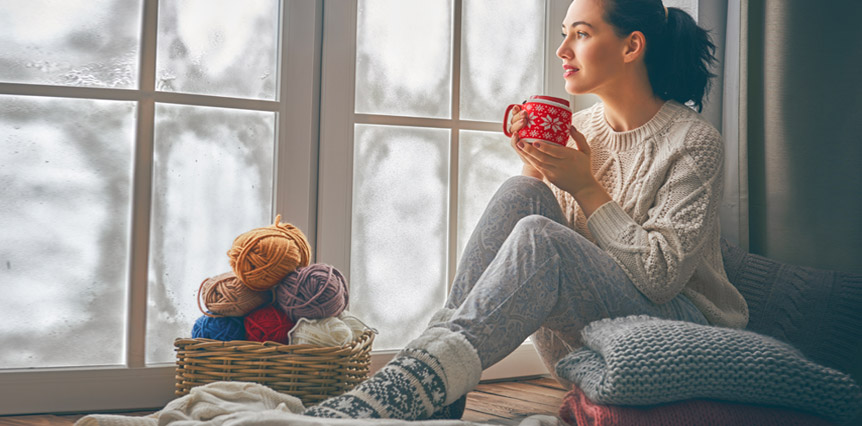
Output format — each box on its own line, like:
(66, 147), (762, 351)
(174, 329), (374, 405)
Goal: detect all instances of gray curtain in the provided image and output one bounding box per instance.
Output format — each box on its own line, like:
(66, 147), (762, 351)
(742, 2), (862, 419)
(744, 0), (862, 274)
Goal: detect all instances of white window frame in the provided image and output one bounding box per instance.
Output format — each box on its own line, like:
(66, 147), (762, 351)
(317, 0), (572, 381)
(0, 0), (322, 415)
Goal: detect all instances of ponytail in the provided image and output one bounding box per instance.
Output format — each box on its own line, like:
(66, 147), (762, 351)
(602, 0), (717, 111)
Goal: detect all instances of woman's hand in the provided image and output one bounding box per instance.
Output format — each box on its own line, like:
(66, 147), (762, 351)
(507, 105), (543, 179)
(516, 125), (612, 218)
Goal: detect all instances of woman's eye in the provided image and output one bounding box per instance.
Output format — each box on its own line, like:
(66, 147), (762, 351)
(560, 32), (567, 39)
(577, 31), (588, 39)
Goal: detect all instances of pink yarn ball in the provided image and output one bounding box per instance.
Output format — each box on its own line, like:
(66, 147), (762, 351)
(274, 263), (349, 321)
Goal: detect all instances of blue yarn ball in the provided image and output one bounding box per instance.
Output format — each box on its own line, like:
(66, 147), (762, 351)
(192, 314), (246, 341)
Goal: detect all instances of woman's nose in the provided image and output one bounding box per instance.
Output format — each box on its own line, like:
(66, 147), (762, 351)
(556, 39), (572, 60)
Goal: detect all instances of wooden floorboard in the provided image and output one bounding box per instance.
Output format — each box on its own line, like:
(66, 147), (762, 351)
(462, 376), (567, 424)
(0, 376), (568, 425)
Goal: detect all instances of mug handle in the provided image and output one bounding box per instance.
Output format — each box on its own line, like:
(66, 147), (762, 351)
(503, 103), (520, 137)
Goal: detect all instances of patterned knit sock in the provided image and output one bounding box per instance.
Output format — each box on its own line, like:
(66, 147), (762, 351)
(427, 394), (468, 420)
(303, 327), (481, 420)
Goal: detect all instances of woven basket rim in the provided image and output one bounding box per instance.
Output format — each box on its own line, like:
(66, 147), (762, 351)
(175, 328), (374, 350)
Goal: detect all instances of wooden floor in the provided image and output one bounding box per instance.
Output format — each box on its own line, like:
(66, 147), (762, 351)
(0, 376), (567, 425)
(463, 376), (568, 424)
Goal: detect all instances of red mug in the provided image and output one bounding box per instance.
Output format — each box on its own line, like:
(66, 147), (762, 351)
(503, 95), (572, 146)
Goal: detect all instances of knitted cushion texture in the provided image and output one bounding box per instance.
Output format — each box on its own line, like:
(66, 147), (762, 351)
(555, 315), (862, 424)
(720, 238), (862, 374)
(559, 384), (833, 426)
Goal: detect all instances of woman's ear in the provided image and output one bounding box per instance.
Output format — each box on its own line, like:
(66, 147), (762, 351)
(622, 31), (646, 63)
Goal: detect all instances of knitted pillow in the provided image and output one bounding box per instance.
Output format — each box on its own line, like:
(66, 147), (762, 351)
(555, 316), (862, 424)
(720, 238), (862, 374)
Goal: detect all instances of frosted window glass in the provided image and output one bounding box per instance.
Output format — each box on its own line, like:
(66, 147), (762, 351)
(146, 104), (274, 364)
(457, 130), (523, 260)
(664, 0), (698, 20)
(460, 0), (544, 122)
(156, 0), (279, 100)
(0, 0), (142, 88)
(0, 95), (135, 369)
(356, 0), (452, 118)
(351, 125), (450, 350)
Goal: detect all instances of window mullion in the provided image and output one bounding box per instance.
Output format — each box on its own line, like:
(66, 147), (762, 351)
(273, 0), (323, 246)
(546, 0), (573, 101)
(152, 92), (279, 112)
(0, 82), (139, 101)
(354, 113), (499, 132)
(126, 0), (159, 368)
(447, 0), (463, 290)
(316, 0), (357, 278)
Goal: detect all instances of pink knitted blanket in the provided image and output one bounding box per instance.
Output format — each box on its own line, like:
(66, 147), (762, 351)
(559, 385), (834, 426)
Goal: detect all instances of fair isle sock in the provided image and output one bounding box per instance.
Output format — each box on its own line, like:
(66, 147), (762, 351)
(303, 347), (447, 419)
(303, 326), (482, 420)
(427, 394), (468, 420)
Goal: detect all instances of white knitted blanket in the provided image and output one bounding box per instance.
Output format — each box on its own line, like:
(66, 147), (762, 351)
(74, 382), (562, 426)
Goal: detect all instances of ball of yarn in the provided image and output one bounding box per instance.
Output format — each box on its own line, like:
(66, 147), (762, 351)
(192, 314), (246, 341)
(227, 214), (311, 291)
(289, 316), (355, 347)
(244, 305), (294, 344)
(288, 312), (371, 346)
(339, 311), (373, 337)
(197, 271), (272, 317)
(274, 263), (349, 321)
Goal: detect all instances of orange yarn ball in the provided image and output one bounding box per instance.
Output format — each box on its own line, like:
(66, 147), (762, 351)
(244, 305), (294, 344)
(227, 215), (311, 291)
(197, 271), (272, 317)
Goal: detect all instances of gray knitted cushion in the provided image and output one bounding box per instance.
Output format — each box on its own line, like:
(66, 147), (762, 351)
(720, 238), (862, 374)
(555, 315), (862, 424)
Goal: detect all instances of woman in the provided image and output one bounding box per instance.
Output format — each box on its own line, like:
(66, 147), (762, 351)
(305, 0), (748, 420)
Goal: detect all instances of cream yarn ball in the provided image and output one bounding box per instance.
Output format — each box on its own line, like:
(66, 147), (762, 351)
(288, 312), (371, 346)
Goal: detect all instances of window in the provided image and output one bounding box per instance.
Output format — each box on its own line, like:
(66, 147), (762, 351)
(2, 0), (668, 413)
(317, 0), (571, 378)
(0, 0), (321, 414)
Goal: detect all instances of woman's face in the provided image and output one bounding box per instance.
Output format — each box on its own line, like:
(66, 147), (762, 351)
(556, 0), (629, 96)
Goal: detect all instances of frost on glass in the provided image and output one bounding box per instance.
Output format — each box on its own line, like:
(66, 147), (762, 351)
(146, 104), (274, 364)
(0, 95), (135, 369)
(156, 0), (279, 100)
(664, 0), (698, 21)
(456, 130), (523, 260)
(0, 0), (141, 88)
(460, 0), (544, 122)
(356, 0), (452, 118)
(351, 125), (449, 350)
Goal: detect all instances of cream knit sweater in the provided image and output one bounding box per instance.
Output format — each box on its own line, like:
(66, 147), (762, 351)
(549, 100), (748, 328)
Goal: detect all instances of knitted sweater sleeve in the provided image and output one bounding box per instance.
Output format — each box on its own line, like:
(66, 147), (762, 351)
(586, 121), (724, 304)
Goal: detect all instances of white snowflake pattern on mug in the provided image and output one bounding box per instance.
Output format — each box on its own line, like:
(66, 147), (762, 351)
(538, 115), (565, 133)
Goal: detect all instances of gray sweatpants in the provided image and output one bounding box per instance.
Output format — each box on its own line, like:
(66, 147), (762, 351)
(440, 176), (708, 384)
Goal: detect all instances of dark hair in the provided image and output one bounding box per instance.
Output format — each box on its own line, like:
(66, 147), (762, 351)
(601, 0), (716, 111)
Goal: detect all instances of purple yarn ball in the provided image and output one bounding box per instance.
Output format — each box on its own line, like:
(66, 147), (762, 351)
(192, 313), (246, 341)
(274, 263), (349, 321)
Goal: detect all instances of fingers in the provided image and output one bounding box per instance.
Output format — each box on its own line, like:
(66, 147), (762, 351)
(569, 125), (590, 155)
(508, 107), (526, 135)
(517, 143), (554, 173)
(522, 140), (567, 161)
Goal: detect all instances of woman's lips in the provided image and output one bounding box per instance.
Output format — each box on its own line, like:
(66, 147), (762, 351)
(563, 65), (579, 78)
